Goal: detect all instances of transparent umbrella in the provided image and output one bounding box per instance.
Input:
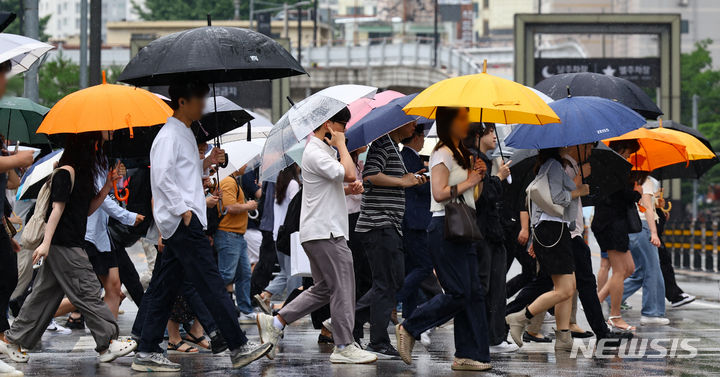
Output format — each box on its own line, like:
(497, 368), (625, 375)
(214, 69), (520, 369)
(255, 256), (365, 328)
(260, 84), (377, 182)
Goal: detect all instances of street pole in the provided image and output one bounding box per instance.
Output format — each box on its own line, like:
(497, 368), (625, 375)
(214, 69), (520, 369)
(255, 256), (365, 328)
(89, 0), (101, 86)
(692, 94), (699, 222)
(313, 0), (317, 47)
(234, 0), (240, 20)
(79, 0), (88, 88)
(22, 0), (39, 102)
(297, 7), (302, 64)
(433, 0), (437, 67)
(283, 3), (289, 38)
(250, 0), (254, 28)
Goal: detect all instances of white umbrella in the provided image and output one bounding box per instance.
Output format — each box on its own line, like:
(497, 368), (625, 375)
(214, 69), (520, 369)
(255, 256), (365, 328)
(218, 139), (265, 179)
(0, 34), (54, 78)
(17, 149), (63, 200)
(259, 85), (377, 182)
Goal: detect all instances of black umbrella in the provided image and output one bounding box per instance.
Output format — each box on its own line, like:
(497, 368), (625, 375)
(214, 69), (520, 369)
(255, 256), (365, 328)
(117, 25), (306, 87)
(644, 120), (719, 179)
(535, 72), (663, 119)
(507, 143), (632, 207)
(0, 12), (16, 33)
(192, 108), (253, 143)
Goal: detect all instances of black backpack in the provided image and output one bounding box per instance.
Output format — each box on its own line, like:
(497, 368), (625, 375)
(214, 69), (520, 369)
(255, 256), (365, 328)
(276, 187), (303, 256)
(108, 167), (154, 248)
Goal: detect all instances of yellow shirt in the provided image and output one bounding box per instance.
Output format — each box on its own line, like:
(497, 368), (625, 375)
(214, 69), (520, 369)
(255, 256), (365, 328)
(218, 175), (248, 234)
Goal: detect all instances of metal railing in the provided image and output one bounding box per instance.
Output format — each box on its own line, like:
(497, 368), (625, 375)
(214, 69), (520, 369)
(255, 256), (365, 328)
(663, 221), (720, 272)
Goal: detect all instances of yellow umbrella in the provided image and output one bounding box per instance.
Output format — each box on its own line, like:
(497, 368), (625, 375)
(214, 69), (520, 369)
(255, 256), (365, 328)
(603, 128), (689, 171)
(403, 60), (559, 124)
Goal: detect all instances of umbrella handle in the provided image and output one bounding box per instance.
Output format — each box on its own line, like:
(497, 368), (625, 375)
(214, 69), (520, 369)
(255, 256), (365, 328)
(248, 209), (259, 220)
(113, 180), (129, 203)
(218, 152), (229, 168)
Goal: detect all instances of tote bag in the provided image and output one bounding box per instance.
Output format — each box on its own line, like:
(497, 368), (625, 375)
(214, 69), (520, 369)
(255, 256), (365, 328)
(526, 163), (564, 218)
(290, 232), (312, 277)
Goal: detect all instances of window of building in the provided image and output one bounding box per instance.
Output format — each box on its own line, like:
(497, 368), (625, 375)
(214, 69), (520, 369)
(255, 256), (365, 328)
(483, 0), (489, 9)
(483, 20), (489, 36)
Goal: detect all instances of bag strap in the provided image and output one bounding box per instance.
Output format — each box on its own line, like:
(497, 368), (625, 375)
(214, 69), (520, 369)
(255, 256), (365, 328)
(527, 195), (565, 249)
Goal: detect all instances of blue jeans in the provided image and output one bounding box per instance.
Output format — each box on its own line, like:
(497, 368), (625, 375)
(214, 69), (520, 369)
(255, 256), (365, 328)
(623, 221), (666, 317)
(264, 250), (302, 298)
(215, 230), (253, 314)
(402, 217), (490, 362)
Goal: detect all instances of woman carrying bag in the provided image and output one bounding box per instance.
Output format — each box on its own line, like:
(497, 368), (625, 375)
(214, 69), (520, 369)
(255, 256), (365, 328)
(395, 107), (491, 372)
(504, 148), (589, 353)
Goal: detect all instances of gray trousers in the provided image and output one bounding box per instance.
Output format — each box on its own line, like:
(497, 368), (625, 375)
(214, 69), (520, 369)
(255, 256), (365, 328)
(279, 237), (356, 345)
(10, 248), (32, 300)
(6, 245), (118, 353)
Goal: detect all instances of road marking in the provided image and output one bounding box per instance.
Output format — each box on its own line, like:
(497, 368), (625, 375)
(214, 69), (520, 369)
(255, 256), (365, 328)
(71, 336), (97, 352)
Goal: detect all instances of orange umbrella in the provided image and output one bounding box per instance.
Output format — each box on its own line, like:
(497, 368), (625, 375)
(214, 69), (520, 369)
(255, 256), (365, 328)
(36, 71), (172, 136)
(603, 128), (689, 171)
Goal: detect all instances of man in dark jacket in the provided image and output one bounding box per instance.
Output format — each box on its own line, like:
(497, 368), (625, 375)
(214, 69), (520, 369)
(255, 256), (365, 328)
(467, 123), (516, 353)
(396, 125), (433, 320)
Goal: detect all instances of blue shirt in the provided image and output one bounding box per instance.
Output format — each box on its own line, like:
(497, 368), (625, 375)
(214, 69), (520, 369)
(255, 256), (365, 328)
(85, 171), (137, 252)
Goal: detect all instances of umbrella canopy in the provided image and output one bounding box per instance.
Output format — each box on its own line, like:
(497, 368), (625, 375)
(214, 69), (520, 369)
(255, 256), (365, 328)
(603, 128), (689, 171)
(0, 34), (54, 78)
(346, 93), (433, 151)
(505, 96), (646, 149)
(259, 84), (377, 182)
(37, 73), (172, 135)
(403, 61), (559, 124)
(535, 72), (663, 119)
(193, 96), (254, 143)
(217, 139), (265, 180)
(118, 26), (306, 86)
(17, 148), (63, 200)
(346, 90), (405, 128)
(645, 120), (718, 179)
(0, 97), (49, 144)
(221, 110), (274, 142)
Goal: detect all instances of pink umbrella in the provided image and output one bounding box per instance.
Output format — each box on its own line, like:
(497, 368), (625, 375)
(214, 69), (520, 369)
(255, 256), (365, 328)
(346, 90), (404, 128)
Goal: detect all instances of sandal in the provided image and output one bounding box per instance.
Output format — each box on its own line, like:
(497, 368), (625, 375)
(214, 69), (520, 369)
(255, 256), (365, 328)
(182, 333), (210, 350)
(65, 313), (85, 330)
(168, 340), (198, 353)
(607, 316), (636, 332)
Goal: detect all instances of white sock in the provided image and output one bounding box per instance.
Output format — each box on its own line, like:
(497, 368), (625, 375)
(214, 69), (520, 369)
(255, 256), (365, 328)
(273, 316), (284, 330)
(337, 344), (346, 350)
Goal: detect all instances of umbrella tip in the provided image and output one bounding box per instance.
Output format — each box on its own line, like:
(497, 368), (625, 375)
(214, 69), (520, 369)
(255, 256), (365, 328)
(482, 59), (487, 73)
(102, 70), (106, 85)
(659, 118), (663, 128)
(207, 14), (212, 26)
(566, 85), (571, 98)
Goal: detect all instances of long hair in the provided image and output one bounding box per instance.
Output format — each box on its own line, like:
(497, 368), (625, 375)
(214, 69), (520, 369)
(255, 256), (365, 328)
(275, 163), (299, 205)
(629, 170), (650, 186)
(534, 147), (565, 174)
(57, 132), (109, 200)
(433, 107), (471, 170)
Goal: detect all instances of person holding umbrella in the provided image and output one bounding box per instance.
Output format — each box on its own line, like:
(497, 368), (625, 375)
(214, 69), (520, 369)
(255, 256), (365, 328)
(1, 131), (136, 365)
(131, 79), (272, 372)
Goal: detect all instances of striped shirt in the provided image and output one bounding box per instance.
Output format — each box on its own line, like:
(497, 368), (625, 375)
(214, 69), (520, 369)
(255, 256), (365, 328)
(355, 135), (407, 234)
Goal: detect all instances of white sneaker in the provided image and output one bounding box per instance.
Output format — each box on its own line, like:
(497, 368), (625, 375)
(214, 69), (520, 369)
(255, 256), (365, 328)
(45, 319), (71, 335)
(0, 359), (22, 377)
(489, 341), (519, 354)
(255, 313), (283, 359)
(330, 344), (377, 364)
(420, 329), (432, 348)
(0, 340), (28, 363)
(671, 293), (696, 308)
(543, 312), (555, 324)
(131, 352), (181, 372)
(322, 318), (334, 334)
(98, 338), (138, 363)
(239, 312), (257, 324)
(640, 316), (670, 326)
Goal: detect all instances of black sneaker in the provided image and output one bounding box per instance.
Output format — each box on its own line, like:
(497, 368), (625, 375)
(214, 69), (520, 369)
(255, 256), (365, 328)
(364, 343), (400, 360)
(597, 331), (633, 347)
(210, 332), (229, 354)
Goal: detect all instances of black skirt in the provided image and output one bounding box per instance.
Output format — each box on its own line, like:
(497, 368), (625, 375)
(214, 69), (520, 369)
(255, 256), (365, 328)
(83, 241), (118, 276)
(591, 218), (630, 253)
(532, 221), (574, 275)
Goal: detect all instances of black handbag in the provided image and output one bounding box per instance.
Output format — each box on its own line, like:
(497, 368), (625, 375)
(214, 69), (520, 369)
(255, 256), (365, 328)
(626, 203), (642, 234)
(444, 185), (483, 242)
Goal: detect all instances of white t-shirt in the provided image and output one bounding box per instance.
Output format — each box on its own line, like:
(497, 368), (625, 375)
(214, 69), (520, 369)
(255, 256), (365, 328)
(273, 179), (300, 241)
(637, 177), (659, 222)
(429, 146), (475, 217)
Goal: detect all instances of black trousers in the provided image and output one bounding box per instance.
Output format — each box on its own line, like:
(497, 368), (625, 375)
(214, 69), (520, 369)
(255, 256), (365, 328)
(250, 230), (278, 297)
(658, 242), (684, 302)
(477, 238), (508, 346)
(506, 236), (609, 339)
(135, 215), (247, 353)
(504, 226), (536, 298)
(0, 231), (16, 333)
(115, 245), (144, 304)
(355, 227), (404, 347)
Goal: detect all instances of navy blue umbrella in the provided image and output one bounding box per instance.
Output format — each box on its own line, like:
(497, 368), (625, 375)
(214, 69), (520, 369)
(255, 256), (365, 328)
(504, 96), (646, 150)
(346, 93), (433, 151)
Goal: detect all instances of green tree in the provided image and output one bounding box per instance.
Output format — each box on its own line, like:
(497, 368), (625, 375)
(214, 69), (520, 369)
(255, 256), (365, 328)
(37, 53), (79, 106)
(0, 0), (51, 41)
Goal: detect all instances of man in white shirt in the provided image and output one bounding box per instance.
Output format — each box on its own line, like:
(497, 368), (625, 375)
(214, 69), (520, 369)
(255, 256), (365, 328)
(131, 80), (271, 373)
(255, 108), (377, 364)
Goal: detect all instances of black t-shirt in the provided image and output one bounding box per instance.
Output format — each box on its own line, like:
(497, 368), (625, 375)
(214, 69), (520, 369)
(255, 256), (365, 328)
(45, 169), (90, 247)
